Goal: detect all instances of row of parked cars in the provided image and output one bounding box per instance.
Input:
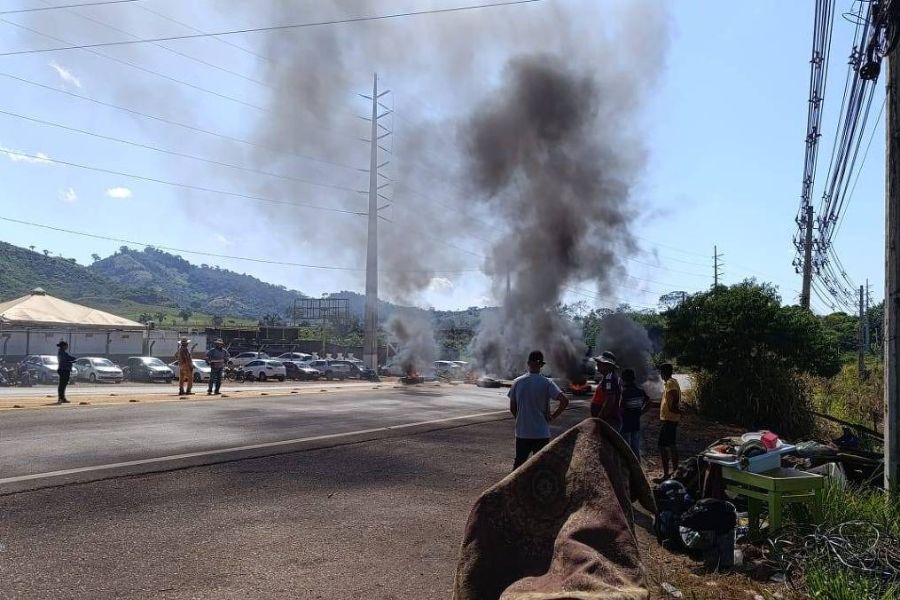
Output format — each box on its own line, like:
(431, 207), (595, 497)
(14, 352), (375, 385)
(378, 359), (470, 379)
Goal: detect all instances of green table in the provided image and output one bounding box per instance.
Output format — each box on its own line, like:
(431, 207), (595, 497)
(721, 467), (824, 534)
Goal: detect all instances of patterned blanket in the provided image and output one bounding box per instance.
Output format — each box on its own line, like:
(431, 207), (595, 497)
(452, 418), (655, 600)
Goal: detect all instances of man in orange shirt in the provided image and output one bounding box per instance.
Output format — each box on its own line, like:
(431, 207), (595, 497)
(591, 350), (622, 431)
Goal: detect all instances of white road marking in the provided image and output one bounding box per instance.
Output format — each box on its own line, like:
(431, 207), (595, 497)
(0, 409), (509, 484)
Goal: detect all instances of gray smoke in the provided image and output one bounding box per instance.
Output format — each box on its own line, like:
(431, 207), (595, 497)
(464, 54), (645, 380)
(593, 313), (655, 384)
(385, 310), (437, 374)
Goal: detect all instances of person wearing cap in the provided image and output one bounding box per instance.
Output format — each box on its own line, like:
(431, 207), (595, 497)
(591, 350), (622, 430)
(658, 363), (681, 480)
(206, 339), (229, 396)
(508, 350), (569, 470)
(175, 337), (194, 395)
(55, 340), (77, 404)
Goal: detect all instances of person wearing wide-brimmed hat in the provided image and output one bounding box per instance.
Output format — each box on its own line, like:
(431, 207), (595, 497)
(591, 350), (622, 430)
(205, 338), (229, 395)
(55, 340), (77, 404)
(175, 337), (194, 395)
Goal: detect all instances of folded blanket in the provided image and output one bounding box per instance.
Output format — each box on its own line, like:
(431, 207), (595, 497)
(452, 418), (655, 600)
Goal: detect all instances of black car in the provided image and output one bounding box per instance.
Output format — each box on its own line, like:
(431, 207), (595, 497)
(124, 356), (174, 383)
(283, 361), (321, 381)
(329, 359), (378, 381)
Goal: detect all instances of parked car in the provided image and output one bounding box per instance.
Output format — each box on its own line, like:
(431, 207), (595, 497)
(20, 354), (78, 384)
(74, 357), (124, 383)
(307, 359), (351, 381)
(434, 360), (462, 379)
(329, 359), (369, 379)
(167, 359), (211, 383)
(229, 351), (270, 367)
(283, 361), (321, 381)
(379, 360), (406, 377)
(124, 356), (174, 383)
(275, 352), (313, 363)
(241, 359), (286, 382)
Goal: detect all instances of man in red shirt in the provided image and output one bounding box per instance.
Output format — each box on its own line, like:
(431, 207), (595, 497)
(591, 350), (622, 431)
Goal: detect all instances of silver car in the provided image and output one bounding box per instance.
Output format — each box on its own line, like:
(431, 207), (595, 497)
(20, 354), (78, 384)
(74, 357), (124, 383)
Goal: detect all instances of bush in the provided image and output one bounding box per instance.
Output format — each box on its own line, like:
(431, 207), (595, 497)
(810, 359), (883, 429)
(664, 282), (840, 436)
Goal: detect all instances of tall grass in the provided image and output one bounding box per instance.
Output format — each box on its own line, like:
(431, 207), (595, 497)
(794, 484), (900, 599)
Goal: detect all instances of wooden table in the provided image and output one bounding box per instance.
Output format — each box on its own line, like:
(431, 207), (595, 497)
(720, 467), (824, 534)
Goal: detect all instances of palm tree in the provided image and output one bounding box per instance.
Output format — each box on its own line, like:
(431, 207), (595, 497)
(29, 245), (35, 252)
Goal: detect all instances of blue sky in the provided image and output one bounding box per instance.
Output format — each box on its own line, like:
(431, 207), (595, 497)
(0, 0), (886, 314)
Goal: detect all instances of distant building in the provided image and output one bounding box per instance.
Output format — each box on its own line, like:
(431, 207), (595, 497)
(0, 288), (144, 357)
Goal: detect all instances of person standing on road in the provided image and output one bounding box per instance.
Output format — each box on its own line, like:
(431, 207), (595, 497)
(508, 350), (569, 470)
(56, 340), (76, 404)
(176, 337), (194, 396)
(658, 363), (681, 480)
(591, 350), (622, 430)
(620, 368), (650, 459)
(206, 338), (229, 396)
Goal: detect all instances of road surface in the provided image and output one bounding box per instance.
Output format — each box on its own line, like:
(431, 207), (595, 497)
(0, 384), (510, 492)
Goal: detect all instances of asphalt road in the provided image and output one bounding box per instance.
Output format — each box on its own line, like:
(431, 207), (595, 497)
(0, 384), (510, 490)
(0, 379), (374, 398)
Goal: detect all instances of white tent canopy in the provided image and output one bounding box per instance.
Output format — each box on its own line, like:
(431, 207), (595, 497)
(0, 288), (145, 330)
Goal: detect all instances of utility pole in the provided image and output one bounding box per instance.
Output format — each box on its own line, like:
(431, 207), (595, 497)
(859, 285), (866, 380)
(713, 245), (724, 288)
(885, 34), (900, 490)
(865, 279), (871, 351)
(801, 206), (815, 309)
(361, 74), (391, 371)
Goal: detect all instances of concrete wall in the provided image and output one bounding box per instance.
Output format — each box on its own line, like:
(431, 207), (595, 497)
(0, 328), (143, 359)
(146, 330), (208, 359)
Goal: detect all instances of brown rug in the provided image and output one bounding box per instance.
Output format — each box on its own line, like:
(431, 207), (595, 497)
(452, 418), (655, 600)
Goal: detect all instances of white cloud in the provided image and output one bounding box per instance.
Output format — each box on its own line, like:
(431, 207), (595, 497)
(59, 187), (77, 204)
(106, 187), (133, 199)
(49, 61), (81, 88)
(428, 277), (454, 292)
(1, 144), (50, 164)
(215, 234), (233, 247)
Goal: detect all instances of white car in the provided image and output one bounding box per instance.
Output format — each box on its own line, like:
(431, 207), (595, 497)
(307, 359), (351, 380)
(434, 360), (462, 378)
(241, 359), (286, 382)
(74, 357), (124, 383)
(168, 359), (212, 383)
(229, 351), (270, 367)
(275, 352), (312, 363)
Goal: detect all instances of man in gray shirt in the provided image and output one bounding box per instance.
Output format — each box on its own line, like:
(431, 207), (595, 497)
(508, 350), (570, 469)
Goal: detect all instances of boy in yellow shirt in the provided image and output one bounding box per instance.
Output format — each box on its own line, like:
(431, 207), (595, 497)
(658, 363), (681, 480)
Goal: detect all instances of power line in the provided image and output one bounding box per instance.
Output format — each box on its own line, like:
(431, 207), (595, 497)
(0, 216), (482, 274)
(1, 148), (369, 216)
(0, 0), (545, 57)
(0, 0), (140, 14)
(0, 71), (360, 172)
(0, 107), (363, 194)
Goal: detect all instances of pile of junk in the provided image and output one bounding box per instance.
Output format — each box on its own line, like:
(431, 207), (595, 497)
(651, 424), (884, 572)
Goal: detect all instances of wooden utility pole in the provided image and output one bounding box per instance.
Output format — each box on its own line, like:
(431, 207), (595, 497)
(801, 206), (815, 309)
(885, 41), (900, 490)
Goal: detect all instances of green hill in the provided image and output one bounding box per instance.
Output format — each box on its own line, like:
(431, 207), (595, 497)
(0, 242), (176, 318)
(90, 247), (307, 319)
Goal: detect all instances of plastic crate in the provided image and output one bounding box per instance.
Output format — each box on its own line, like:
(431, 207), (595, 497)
(704, 444), (796, 473)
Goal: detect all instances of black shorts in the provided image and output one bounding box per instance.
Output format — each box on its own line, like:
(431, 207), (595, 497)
(659, 420), (678, 447)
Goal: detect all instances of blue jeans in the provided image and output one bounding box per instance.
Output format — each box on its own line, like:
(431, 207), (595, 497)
(621, 429), (641, 459)
(208, 367), (223, 393)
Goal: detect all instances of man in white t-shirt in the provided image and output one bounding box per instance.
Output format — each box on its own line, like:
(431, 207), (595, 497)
(508, 350), (570, 470)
